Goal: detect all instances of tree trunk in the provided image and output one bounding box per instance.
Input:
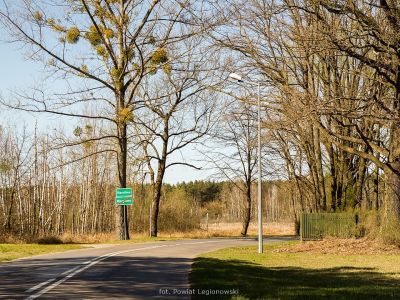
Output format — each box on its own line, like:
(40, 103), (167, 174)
(383, 166), (400, 233)
(116, 122), (129, 240)
(294, 217), (300, 236)
(150, 160), (166, 237)
(329, 144), (338, 211)
(314, 127), (327, 211)
(354, 156), (367, 208)
(384, 131), (400, 228)
(383, 54), (400, 234)
(150, 118), (170, 237)
(374, 168), (380, 210)
(241, 182), (251, 236)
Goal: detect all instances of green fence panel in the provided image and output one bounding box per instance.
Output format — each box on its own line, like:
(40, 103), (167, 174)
(300, 213), (357, 240)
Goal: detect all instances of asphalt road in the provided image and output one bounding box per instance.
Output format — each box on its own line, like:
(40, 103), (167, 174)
(0, 237), (289, 299)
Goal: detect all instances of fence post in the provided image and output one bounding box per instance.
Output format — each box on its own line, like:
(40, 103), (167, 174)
(149, 203), (152, 237)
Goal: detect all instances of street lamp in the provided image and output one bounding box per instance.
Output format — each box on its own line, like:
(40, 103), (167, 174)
(229, 73), (263, 254)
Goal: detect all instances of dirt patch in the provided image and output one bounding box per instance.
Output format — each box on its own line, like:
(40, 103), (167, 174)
(275, 237), (400, 255)
(203, 222), (295, 236)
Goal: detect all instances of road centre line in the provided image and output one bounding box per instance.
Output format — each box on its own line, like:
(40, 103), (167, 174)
(61, 266), (80, 275)
(25, 278), (56, 293)
(25, 251), (119, 294)
(24, 240), (222, 300)
(24, 245), (169, 300)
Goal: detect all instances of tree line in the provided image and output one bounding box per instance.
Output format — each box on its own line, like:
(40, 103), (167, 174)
(0, 124), (290, 238)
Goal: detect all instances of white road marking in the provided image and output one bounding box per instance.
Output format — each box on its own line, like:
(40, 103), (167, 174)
(60, 265), (80, 275)
(24, 240), (223, 300)
(25, 278), (56, 293)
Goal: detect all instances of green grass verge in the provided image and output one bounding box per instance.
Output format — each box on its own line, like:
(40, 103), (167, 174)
(0, 236), (193, 262)
(191, 242), (400, 299)
(0, 244), (84, 263)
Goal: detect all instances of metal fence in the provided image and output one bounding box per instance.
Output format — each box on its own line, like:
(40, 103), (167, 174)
(300, 213), (357, 240)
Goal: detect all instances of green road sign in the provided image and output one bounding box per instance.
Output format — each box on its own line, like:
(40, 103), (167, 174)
(116, 188), (133, 205)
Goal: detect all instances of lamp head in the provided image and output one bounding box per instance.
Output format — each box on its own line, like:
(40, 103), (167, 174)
(229, 73), (242, 82)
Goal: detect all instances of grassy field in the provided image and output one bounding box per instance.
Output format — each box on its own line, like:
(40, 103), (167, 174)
(191, 241), (400, 299)
(0, 244), (85, 262)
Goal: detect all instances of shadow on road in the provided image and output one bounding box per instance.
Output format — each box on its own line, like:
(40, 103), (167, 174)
(0, 256), (193, 299)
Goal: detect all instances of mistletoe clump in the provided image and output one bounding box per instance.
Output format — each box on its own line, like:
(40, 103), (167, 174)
(162, 64), (172, 75)
(126, 46), (135, 61)
(148, 64), (158, 75)
(96, 45), (108, 59)
(117, 108), (134, 123)
(85, 25), (102, 46)
(111, 67), (122, 80)
(84, 25), (114, 47)
(47, 18), (66, 32)
(66, 27), (80, 44)
(151, 48), (168, 64)
(33, 11), (43, 22)
(73, 126), (82, 137)
(104, 28), (114, 39)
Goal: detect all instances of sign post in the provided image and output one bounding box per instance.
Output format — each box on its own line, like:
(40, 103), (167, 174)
(116, 188), (133, 205)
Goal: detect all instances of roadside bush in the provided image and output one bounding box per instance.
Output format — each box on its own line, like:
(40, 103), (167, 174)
(36, 236), (63, 244)
(158, 188), (200, 232)
(354, 210), (400, 246)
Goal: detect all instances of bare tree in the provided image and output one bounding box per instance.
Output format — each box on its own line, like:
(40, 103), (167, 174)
(207, 0), (396, 231)
(132, 39), (218, 236)
(302, 0), (400, 233)
(0, 0), (209, 239)
(205, 98), (259, 236)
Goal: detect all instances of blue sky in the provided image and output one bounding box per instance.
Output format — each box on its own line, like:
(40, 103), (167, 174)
(0, 41), (211, 183)
(1, 44), (38, 88)
(0, 43), (44, 127)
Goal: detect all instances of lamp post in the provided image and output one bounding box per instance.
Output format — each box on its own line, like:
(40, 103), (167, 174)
(229, 73), (263, 254)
